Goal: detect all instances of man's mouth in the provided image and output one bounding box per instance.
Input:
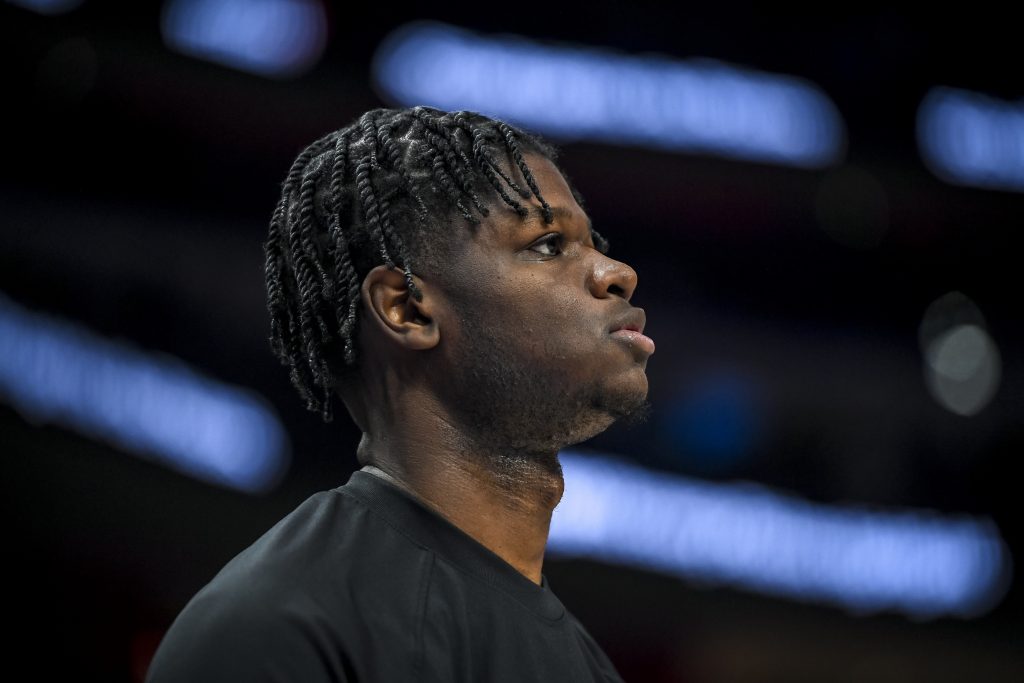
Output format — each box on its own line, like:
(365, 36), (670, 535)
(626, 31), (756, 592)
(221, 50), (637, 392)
(609, 309), (655, 357)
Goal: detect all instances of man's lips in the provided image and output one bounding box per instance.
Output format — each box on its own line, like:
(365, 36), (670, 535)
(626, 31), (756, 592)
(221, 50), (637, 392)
(610, 329), (656, 356)
(609, 309), (655, 357)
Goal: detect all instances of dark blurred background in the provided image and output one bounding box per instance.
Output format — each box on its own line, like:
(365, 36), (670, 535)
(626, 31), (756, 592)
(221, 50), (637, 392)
(2, 2), (1022, 681)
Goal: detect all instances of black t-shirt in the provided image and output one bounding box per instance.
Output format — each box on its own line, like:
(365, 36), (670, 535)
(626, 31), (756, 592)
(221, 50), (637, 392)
(146, 470), (625, 682)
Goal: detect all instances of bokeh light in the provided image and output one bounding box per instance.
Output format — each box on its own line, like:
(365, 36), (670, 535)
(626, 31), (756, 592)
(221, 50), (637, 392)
(160, 0), (328, 78)
(918, 86), (1024, 192)
(814, 164), (890, 249)
(0, 293), (290, 493)
(551, 450), (1011, 619)
(659, 373), (760, 473)
(919, 292), (1001, 417)
(373, 22), (846, 168)
(6, 0), (83, 15)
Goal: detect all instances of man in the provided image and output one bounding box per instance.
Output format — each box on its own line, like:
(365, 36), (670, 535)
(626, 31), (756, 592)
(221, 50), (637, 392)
(146, 106), (654, 682)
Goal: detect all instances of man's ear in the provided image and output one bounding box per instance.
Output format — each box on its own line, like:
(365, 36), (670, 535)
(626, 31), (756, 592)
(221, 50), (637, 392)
(361, 265), (440, 351)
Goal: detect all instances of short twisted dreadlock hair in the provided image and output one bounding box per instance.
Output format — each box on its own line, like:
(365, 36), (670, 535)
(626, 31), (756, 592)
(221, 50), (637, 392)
(264, 106), (608, 422)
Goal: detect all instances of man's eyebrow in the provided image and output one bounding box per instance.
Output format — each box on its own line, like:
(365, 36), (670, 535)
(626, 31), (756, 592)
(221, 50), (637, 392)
(526, 205), (595, 236)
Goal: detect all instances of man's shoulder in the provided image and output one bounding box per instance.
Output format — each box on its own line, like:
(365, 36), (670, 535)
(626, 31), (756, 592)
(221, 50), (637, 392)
(207, 485), (433, 605)
(146, 485), (436, 682)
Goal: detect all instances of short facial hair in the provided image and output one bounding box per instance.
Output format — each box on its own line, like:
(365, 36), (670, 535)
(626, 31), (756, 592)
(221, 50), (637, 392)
(443, 307), (650, 477)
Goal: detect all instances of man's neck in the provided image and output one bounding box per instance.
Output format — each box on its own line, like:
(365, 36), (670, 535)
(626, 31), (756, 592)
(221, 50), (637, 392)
(357, 428), (564, 586)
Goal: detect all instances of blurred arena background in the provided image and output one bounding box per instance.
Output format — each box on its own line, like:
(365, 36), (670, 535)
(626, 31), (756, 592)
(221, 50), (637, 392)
(2, 2), (1022, 681)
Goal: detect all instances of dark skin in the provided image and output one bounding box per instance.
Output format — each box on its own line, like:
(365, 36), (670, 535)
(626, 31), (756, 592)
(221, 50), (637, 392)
(338, 154), (652, 585)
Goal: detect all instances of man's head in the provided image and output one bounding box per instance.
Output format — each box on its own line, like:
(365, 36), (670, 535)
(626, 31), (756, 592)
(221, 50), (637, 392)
(264, 107), (651, 457)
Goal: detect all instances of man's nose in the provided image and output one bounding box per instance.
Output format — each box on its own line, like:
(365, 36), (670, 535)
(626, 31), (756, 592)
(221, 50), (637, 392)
(588, 254), (638, 301)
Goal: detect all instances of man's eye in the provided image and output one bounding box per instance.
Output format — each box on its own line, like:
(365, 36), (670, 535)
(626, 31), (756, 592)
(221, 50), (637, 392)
(530, 234), (563, 257)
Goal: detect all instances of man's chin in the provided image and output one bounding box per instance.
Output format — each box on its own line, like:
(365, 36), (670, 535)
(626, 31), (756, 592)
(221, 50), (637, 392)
(611, 398), (652, 428)
(556, 393), (651, 448)
(593, 381), (651, 425)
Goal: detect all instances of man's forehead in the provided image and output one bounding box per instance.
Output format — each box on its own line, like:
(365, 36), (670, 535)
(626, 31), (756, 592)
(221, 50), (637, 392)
(520, 205), (594, 235)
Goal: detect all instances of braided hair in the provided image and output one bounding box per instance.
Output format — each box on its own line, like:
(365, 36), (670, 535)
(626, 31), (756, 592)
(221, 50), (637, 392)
(264, 107), (608, 422)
